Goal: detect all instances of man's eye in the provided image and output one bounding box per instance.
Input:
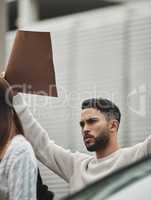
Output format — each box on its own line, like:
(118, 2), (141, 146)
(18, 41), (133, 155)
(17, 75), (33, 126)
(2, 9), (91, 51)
(87, 119), (97, 124)
(80, 121), (85, 128)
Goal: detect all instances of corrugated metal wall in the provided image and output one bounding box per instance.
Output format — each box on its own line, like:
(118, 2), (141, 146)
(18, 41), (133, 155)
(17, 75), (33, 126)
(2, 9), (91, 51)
(126, 2), (151, 145)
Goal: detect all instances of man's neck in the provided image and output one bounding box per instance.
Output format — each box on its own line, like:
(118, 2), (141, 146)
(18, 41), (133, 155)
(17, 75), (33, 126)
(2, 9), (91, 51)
(96, 144), (120, 159)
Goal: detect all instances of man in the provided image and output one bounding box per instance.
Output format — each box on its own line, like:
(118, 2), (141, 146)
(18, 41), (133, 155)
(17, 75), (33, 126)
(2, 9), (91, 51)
(13, 94), (151, 193)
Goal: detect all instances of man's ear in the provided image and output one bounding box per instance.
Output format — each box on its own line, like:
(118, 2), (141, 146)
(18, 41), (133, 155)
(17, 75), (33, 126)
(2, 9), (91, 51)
(108, 119), (119, 132)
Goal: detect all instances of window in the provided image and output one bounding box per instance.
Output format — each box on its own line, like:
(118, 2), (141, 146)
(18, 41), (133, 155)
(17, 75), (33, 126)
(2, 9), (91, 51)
(7, 0), (18, 31)
(38, 0), (121, 20)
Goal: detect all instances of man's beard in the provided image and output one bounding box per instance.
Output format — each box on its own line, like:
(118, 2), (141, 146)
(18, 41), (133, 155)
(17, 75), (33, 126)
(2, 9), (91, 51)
(85, 129), (110, 152)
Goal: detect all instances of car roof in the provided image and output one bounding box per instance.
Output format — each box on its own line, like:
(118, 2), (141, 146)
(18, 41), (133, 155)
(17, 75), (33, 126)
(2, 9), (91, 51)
(63, 156), (151, 200)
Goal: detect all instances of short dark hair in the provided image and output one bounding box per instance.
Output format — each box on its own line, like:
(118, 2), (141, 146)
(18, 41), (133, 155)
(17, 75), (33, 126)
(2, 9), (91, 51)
(81, 98), (121, 123)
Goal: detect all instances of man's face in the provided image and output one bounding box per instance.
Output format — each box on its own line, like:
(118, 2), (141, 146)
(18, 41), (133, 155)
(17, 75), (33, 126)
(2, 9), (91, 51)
(80, 108), (110, 152)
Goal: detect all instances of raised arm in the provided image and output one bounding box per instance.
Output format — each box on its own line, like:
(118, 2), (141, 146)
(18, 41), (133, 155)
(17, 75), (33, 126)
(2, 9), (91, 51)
(13, 94), (75, 182)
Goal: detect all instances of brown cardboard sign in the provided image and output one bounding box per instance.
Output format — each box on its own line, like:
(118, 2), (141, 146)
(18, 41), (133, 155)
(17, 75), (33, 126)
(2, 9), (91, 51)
(5, 30), (57, 96)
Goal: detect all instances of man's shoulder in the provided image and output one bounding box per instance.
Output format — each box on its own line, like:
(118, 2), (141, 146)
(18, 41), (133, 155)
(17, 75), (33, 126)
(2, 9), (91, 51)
(74, 151), (92, 162)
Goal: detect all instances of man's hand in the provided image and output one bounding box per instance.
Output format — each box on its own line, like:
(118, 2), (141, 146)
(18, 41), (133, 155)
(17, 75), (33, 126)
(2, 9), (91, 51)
(0, 71), (5, 79)
(0, 71), (17, 96)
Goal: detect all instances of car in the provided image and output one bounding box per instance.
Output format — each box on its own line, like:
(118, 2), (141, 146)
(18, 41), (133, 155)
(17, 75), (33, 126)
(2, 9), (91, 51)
(63, 156), (151, 200)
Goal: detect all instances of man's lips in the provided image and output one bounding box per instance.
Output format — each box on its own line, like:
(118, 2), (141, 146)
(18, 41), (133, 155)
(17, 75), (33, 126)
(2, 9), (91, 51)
(84, 135), (94, 142)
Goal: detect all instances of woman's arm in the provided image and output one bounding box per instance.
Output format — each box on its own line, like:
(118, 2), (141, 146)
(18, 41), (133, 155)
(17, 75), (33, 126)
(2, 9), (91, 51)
(8, 149), (37, 200)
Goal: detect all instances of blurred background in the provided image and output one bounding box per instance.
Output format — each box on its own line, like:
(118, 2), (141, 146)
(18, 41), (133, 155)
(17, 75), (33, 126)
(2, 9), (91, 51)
(0, 0), (151, 199)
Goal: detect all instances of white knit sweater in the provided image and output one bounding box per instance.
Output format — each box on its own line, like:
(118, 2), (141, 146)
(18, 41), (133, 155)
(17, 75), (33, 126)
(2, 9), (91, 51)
(0, 135), (37, 200)
(14, 94), (151, 193)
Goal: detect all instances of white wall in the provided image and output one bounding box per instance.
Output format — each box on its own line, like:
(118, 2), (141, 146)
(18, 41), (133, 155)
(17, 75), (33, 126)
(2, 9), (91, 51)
(125, 2), (151, 145)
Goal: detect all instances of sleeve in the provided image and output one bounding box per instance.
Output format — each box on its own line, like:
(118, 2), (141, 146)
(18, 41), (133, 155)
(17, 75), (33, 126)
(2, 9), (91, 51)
(127, 134), (151, 162)
(140, 134), (151, 156)
(8, 150), (37, 200)
(13, 94), (77, 182)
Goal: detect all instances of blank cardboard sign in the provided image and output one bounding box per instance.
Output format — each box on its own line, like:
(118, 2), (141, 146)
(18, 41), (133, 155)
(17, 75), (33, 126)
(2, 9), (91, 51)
(5, 30), (57, 96)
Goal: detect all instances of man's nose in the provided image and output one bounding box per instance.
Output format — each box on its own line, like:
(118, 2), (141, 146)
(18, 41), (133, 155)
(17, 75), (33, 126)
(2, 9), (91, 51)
(83, 124), (91, 134)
